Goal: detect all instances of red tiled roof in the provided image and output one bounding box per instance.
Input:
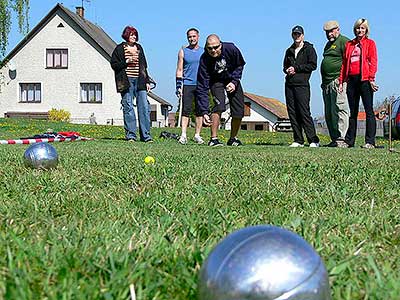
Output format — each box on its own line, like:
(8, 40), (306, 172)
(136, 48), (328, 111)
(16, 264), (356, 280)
(244, 92), (288, 119)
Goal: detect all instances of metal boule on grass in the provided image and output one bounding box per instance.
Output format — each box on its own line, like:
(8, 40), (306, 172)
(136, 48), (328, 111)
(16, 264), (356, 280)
(23, 142), (59, 170)
(198, 225), (331, 300)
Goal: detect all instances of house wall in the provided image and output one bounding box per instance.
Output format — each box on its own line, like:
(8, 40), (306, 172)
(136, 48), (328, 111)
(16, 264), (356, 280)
(0, 12), (168, 127)
(243, 101), (278, 125)
(222, 100), (279, 131)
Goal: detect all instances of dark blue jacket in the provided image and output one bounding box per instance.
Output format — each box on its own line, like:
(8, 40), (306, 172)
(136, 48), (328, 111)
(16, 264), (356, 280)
(196, 42), (245, 115)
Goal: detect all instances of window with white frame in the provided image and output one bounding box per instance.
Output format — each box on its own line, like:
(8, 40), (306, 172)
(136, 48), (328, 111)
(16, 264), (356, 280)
(20, 83), (41, 103)
(80, 83), (102, 103)
(46, 49), (68, 68)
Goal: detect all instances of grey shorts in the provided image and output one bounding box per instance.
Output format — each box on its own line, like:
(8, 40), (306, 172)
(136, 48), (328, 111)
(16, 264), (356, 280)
(210, 82), (244, 118)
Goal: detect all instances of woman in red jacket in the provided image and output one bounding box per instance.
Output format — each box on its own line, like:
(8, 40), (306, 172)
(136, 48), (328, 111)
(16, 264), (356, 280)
(338, 18), (378, 148)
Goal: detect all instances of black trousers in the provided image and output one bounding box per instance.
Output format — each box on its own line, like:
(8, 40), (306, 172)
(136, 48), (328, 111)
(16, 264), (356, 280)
(345, 75), (376, 146)
(285, 84), (319, 144)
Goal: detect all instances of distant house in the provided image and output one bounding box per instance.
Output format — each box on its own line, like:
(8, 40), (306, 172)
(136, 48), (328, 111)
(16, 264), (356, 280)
(0, 3), (172, 126)
(223, 92), (289, 131)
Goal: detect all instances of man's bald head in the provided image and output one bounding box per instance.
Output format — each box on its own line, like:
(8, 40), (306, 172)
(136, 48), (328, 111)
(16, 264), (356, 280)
(206, 34), (220, 44)
(206, 34), (222, 58)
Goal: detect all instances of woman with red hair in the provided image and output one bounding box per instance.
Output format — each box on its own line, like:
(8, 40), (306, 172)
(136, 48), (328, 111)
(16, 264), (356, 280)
(111, 26), (153, 142)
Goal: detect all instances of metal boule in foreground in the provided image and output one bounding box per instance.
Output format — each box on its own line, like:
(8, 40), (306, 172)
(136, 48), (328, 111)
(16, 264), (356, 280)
(198, 225), (331, 300)
(23, 142), (59, 170)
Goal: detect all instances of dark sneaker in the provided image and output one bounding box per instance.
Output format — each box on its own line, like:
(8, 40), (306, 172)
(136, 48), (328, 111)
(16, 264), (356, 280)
(227, 137), (243, 146)
(325, 141), (337, 147)
(208, 138), (223, 147)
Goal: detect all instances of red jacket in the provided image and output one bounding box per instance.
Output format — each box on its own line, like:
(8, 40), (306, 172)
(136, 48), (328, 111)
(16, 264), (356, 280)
(339, 36), (377, 83)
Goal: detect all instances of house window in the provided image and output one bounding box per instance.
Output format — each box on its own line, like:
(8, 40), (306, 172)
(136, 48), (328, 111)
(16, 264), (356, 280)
(255, 124), (264, 131)
(80, 83), (102, 103)
(20, 83), (41, 103)
(46, 49), (68, 68)
(150, 105), (157, 122)
(244, 102), (251, 116)
(241, 124), (248, 130)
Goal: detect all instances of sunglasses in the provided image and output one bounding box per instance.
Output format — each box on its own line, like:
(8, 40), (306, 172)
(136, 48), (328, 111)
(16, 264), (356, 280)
(207, 44), (221, 51)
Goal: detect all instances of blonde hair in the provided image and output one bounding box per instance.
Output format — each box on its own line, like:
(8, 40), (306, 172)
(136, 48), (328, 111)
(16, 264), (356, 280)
(353, 18), (370, 37)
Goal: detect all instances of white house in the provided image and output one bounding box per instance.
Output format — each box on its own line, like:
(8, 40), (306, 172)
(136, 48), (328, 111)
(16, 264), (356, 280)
(0, 3), (172, 126)
(222, 92), (290, 131)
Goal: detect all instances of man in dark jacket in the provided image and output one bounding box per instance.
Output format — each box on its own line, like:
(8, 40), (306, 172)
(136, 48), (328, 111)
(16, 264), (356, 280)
(197, 34), (246, 147)
(283, 25), (320, 147)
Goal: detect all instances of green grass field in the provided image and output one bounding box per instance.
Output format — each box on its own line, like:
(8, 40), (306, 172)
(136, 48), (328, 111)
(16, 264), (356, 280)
(0, 118), (399, 299)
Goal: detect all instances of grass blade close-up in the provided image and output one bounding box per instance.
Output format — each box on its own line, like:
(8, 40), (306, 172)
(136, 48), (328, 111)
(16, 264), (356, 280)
(0, 118), (399, 299)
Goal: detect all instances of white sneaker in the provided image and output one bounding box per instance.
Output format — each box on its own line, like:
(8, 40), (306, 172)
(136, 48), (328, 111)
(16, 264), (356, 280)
(193, 135), (204, 144)
(178, 136), (187, 145)
(362, 143), (375, 149)
(289, 142), (304, 148)
(309, 142), (320, 148)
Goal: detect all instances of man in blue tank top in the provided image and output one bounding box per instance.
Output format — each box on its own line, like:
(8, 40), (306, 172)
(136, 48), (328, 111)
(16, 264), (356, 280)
(176, 28), (205, 144)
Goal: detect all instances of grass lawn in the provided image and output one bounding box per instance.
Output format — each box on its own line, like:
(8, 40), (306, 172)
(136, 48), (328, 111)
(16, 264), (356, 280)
(0, 118), (399, 299)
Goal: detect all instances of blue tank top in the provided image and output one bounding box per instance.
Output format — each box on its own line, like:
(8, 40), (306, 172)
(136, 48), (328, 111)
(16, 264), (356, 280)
(183, 46), (203, 86)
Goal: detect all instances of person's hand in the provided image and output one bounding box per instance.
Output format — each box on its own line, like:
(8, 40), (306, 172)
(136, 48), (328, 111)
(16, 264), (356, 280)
(286, 66), (295, 75)
(338, 83), (343, 94)
(203, 114), (211, 126)
(226, 82), (236, 93)
(175, 77), (183, 98)
(146, 83), (151, 93)
(175, 87), (182, 98)
(370, 81), (379, 92)
(126, 57), (136, 64)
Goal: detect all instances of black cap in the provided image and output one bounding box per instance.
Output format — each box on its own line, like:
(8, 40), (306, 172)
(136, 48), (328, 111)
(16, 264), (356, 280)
(292, 25), (304, 34)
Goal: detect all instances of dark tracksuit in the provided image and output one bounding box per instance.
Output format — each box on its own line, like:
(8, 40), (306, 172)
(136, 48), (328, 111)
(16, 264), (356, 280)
(196, 42), (246, 117)
(283, 41), (319, 144)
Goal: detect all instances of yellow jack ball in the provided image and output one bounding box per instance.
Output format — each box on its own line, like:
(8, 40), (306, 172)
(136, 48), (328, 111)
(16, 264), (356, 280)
(144, 156), (155, 164)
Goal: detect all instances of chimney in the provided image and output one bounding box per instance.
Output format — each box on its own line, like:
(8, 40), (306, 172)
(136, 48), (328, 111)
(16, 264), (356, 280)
(76, 6), (84, 18)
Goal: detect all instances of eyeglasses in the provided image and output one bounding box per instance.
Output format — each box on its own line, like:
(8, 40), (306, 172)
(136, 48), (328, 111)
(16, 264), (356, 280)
(207, 44), (221, 51)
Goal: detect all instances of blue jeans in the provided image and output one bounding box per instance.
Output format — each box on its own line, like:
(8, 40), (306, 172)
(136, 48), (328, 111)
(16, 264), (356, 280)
(121, 77), (152, 141)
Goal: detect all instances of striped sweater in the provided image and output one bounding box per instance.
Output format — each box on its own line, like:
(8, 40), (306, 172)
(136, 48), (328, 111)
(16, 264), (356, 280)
(124, 44), (140, 78)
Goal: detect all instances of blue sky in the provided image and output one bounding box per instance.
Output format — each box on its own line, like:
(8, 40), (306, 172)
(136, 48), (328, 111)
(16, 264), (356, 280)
(6, 0), (399, 116)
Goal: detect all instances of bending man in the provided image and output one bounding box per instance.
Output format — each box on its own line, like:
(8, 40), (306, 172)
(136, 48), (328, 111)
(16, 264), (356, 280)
(196, 34), (246, 147)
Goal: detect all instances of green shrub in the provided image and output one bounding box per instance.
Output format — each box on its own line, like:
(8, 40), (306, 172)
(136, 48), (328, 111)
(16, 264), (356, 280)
(48, 108), (71, 122)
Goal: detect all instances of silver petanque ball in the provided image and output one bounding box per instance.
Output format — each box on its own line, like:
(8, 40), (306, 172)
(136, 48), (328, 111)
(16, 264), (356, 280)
(198, 225), (331, 300)
(23, 142), (59, 170)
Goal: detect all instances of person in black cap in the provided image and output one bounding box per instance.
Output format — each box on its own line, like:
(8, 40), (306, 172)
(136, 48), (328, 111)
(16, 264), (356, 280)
(283, 25), (320, 147)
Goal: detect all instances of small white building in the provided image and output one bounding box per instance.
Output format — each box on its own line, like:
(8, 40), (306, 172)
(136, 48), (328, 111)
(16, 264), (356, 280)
(223, 92), (289, 131)
(0, 3), (172, 126)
